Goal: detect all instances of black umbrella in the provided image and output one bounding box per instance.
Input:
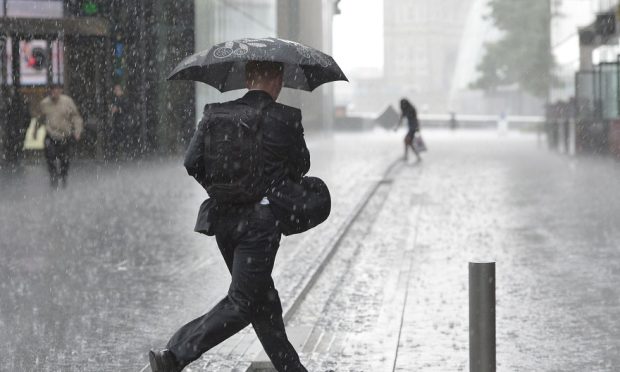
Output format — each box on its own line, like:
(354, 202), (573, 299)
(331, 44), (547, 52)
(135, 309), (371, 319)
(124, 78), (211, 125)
(167, 37), (348, 92)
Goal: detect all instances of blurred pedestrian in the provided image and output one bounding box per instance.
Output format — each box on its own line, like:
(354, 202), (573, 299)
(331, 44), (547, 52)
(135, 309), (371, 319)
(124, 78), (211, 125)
(109, 84), (129, 159)
(394, 98), (422, 162)
(149, 61), (311, 372)
(497, 111), (508, 136)
(449, 111), (459, 130)
(38, 84), (83, 189)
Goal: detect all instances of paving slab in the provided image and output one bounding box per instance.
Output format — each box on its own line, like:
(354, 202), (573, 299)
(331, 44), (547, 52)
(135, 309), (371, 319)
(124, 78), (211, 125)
(281, 131), (620, 371)
(0, 130), (401, 372)
(9, 130), (620, 371)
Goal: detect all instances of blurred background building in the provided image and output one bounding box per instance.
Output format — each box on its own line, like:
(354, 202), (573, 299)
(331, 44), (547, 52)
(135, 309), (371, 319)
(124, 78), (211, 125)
(195, 0), (336, 133)
(383, 0), (473, 114)
(7, 0), (620, 161)
(336, 0), (546, 124)
(334, 0), (475, 117)
(0, 0), (195, 161)
(546, 0), (620, 156)
(551, 0), (620, 102)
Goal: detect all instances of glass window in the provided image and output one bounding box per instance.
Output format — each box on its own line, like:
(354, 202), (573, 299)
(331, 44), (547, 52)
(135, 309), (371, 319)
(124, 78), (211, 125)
(20, 40), (48, 85)
(50, 40), (64, 85)
(1, 38), (64, 86)
(599, 63), (618, 119)
(6, 0), (63, 18)
(576, 70), (596, 119)
(195, 0), (277, 110)
(1, 37), (13, 85)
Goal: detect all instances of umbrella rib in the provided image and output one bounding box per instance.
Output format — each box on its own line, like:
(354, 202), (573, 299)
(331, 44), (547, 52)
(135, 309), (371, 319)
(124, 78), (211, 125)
(300, 65), (316, 91)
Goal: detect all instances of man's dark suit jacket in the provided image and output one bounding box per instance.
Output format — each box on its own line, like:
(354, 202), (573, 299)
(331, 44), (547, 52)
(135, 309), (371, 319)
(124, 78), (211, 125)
(184, 90), (311, 235)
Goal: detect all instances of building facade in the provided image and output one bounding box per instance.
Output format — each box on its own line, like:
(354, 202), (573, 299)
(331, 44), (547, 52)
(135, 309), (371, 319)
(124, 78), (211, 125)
(546, 0), (620, 155)
(0, 0), (196, 161)
(1, 0), (337, 165)
(383, 0), (473, 113)
(551, 0), (620, 101)
(194, 0), (277, 120)
(194, 0), (336, 132)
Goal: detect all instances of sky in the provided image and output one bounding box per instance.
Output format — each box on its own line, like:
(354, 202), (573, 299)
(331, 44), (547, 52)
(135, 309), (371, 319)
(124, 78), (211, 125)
(332, 0), (384, 76)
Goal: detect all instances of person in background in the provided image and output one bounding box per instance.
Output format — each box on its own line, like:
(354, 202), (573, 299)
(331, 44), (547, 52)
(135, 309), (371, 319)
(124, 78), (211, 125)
(449, 111), (459, 131)
(497, 111), (508, 136)
(110, 84), (129, 159)
(394, 98), (422, 162)
(38, 84), (83, 189)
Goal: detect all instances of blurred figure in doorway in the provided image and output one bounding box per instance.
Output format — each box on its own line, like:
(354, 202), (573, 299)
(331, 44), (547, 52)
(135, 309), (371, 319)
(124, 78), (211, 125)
(38, 84), (83, 189)
(109, 84), (130, 160)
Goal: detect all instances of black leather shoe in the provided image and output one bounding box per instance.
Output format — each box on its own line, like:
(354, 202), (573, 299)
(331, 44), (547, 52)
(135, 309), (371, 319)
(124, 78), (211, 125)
(148, 349), (181, 372)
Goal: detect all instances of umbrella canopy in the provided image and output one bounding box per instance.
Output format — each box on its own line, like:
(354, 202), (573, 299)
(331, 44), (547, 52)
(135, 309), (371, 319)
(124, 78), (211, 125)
(375, 105), (400, 129)
(167, 37), (348, 92)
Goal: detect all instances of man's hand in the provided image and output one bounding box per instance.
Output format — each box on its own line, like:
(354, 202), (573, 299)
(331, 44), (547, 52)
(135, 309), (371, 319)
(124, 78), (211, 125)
(74, 133), (81, 141)
(111, 105), (118, 114)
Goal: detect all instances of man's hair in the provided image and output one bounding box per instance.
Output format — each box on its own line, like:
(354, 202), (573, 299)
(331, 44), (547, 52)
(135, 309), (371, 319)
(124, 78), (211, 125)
(245, 60), (284, 85)
(50, 83), (63, 90)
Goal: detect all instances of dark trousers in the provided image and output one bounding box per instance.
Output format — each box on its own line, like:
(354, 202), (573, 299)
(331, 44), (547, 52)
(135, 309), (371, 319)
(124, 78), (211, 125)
(166, 204), (307, 372)
(109, 117), (126, 160)
(44, 136), (71, 187)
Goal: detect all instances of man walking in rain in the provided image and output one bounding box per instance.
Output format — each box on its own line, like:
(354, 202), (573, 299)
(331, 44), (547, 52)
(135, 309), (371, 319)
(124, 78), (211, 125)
(38, 84), (83, 189)
(149, 60), (310, 372)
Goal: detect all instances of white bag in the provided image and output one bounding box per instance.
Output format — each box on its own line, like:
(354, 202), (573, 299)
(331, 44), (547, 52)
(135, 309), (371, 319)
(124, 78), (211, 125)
(413, 135), (427, 152)
(23, 118), (46, 150)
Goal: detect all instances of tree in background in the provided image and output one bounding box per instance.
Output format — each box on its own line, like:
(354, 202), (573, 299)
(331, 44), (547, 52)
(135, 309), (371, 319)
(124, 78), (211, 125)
(472, 0), (555, 99)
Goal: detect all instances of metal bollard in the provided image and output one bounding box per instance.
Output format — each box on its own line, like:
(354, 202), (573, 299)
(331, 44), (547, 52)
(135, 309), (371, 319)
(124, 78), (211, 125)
(469, 261), (496, 372)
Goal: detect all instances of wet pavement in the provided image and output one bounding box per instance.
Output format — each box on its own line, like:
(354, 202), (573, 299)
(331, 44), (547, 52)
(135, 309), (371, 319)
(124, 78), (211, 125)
(287, 130), (620, 371)
(0, 131), (400, 372)
(3, 129), (620, 371)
